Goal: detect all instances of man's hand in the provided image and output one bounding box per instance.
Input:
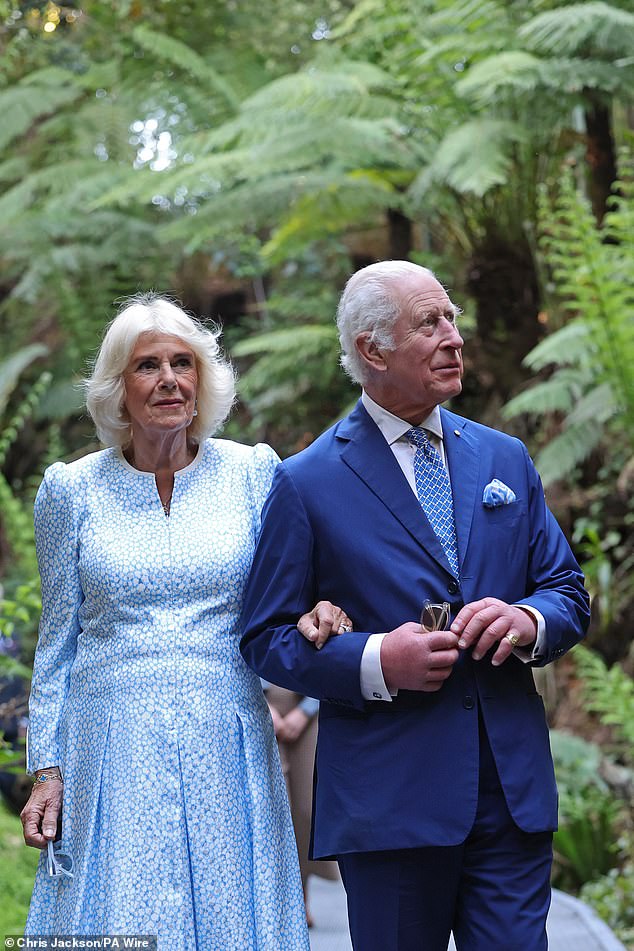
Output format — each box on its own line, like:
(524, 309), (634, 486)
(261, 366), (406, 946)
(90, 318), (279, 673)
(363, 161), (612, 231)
(451, 597), (537, 666)
(297, 600), (353, 650)
(380, 622), (460, 693)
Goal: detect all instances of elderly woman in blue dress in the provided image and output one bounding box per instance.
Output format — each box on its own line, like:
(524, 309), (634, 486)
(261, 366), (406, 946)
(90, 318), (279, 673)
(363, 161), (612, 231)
(20, 294), (351, 949)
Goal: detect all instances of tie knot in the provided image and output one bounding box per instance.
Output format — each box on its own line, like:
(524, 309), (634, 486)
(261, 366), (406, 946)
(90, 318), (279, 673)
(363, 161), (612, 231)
(407, 427), (430, 450)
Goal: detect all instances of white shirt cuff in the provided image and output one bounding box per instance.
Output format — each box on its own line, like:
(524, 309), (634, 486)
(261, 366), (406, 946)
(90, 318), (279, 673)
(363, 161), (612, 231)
(514, 605), (546, 662)
(360, 632), (396, 701)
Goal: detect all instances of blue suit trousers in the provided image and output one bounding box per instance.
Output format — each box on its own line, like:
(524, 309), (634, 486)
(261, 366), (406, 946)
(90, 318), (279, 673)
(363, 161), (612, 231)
(338, 715), (552, 951)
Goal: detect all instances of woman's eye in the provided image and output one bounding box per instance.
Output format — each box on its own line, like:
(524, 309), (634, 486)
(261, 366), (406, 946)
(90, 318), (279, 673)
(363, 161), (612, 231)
(174, 357), (193, 368)
(138, 360), (157, 371)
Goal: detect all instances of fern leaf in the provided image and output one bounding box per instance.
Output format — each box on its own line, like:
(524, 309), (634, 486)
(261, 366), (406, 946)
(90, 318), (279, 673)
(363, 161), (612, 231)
(522, 322), (593, 371)
(0, 69), (82, 151)
(535, 422), (602, 485)
(566, 383), (618, 426)
(238, 61), (394, 118)
(519, 2), (634, 57)
(408, 120), (527, 199)
(0, 344), (48, 415)
(131, 25), (239, 112)
(456, 51), (544, 104)
(502, 376), (579, 418)
(232, 326), (338, 358)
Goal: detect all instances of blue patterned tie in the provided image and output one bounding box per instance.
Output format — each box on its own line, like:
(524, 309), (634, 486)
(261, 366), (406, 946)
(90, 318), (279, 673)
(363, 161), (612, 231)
(407, 427), (459, 578)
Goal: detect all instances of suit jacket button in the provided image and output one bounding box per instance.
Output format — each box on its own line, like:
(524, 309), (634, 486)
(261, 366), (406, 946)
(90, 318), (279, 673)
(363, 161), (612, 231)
(447, 580), (459, 595)
(463, 695), (475, 710)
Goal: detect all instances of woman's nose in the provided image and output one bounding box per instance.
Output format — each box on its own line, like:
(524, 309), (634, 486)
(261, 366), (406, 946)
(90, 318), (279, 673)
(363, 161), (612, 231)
(158, 362), (177, 387)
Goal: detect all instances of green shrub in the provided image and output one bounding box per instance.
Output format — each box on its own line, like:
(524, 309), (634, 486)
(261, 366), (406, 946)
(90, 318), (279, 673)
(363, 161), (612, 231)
(550, 730), (622, 891)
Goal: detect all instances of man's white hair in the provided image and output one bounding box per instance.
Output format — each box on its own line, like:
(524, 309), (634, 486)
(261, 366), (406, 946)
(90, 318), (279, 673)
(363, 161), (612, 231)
(336, 261), (437, 386)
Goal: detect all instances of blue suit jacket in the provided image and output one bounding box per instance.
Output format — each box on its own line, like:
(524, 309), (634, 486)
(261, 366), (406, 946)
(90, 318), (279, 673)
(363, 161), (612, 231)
(240, 402), (590, 859)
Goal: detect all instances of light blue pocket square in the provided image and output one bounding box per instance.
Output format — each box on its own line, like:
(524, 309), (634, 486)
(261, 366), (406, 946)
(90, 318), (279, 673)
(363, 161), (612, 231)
(482, 479), (517, 508)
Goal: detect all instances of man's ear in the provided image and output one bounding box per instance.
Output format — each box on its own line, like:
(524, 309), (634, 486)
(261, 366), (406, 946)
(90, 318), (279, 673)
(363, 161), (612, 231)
(355, 332), (388, 373)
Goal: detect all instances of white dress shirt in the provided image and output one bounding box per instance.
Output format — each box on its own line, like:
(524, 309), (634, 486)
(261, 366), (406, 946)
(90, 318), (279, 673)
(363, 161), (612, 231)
(357, 391), (545, 702)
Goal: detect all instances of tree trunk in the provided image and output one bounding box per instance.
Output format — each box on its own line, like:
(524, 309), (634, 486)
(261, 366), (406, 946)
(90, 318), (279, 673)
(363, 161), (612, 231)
(584, 95), (617, 224)
(387, 207), (413, 260)
(464, 235), (542, 415)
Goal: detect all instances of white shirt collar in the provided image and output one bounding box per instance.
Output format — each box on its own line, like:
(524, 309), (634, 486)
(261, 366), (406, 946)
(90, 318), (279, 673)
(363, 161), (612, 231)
(361, 391), (444, 446)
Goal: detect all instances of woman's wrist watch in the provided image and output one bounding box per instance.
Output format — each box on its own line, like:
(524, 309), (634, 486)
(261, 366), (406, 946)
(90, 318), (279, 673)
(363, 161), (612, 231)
(34, 767), (63, 785)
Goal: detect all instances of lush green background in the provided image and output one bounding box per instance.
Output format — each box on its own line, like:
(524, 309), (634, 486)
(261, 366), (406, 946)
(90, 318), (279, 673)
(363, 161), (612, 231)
(1, 0), (633, 942)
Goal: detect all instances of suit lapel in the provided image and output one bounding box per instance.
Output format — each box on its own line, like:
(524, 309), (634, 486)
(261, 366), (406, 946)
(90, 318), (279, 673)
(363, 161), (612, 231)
(441, 409), (480, 573)
(337, 402), (452, 572)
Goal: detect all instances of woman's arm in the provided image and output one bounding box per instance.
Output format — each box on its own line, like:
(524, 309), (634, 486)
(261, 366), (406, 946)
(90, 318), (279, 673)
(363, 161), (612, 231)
(22, 463), (83, 847)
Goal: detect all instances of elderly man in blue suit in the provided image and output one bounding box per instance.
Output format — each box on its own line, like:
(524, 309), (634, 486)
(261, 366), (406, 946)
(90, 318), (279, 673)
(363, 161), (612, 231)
(240, 261), (590, 951)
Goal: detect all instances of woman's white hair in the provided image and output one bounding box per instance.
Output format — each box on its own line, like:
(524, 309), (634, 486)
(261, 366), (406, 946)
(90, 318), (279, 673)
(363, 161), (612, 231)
(336, 261), (437, 385)
(84, 293), (235, 447)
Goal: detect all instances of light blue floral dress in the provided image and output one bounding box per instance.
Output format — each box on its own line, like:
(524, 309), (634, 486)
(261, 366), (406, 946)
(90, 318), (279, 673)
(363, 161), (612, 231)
(26, 439), (309, 950)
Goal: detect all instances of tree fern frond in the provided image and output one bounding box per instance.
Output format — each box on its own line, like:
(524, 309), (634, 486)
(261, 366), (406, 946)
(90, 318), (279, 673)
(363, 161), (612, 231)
(35, 380), (84, 422)
(541, 58), (634, 96)
(239, 61), (394, 119)
(408, 120), (527, 199)
(0, 345), (48, 415)
(0, 71), (83, 151)
(456, 51), (544, 104)
(566, 383), (618, 426)
(0, 156), (28, 184)
(329, 0), (385, 40)
(522, 322), (592, 371)
(262, 171), (396, 265)
(232, 325), (337, 358)
(131, 25), (239, 113)
(502, 375), (579, 418)
(157, 170), (395, 250)
(519, 2), (634, 57)
(535, 422), (602, 485)
(426, 0), (504, 30)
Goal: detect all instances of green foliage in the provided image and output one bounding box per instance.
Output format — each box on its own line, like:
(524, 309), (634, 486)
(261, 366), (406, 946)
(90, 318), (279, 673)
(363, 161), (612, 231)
(0, 581), (40, 679)
(550, 730), (622, 891)
(503, 162), (634, 484)
(518, 2), (634, 58)
(572, 645), (634, 764)
(580, 850), (634, 948)
(553, 786), (620, 891)
(0, 799), (38, 934)
(572, 517), (634, 636)
(225, 258), (357, 454)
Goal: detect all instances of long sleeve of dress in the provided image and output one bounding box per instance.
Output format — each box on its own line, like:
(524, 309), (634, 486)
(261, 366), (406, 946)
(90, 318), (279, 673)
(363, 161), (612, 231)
(27, 462), (83, 772)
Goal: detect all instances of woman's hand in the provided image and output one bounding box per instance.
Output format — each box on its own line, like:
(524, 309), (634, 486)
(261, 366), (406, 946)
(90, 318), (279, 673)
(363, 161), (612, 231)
(278, 707), (311, 743)
(20, 773), (63, 849)
(297, 600), (353, 650)
(266, 701), (285, 738)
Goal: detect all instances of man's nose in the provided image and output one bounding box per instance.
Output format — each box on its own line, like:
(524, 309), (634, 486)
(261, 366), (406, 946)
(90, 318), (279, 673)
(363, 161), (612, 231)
(441, 319), (463, 349)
